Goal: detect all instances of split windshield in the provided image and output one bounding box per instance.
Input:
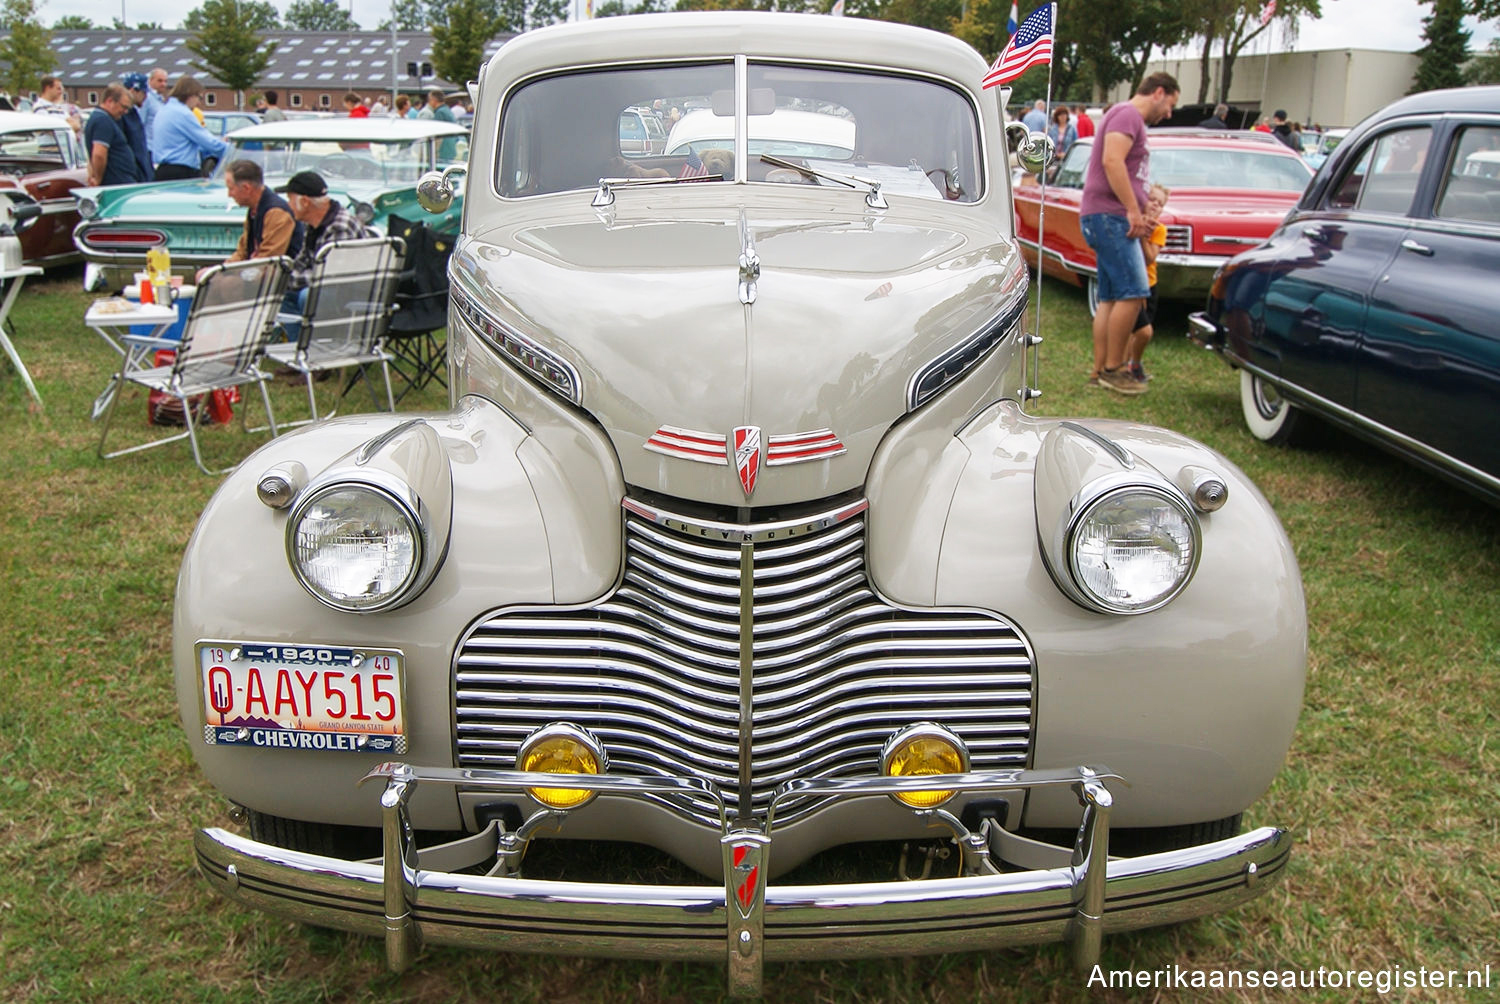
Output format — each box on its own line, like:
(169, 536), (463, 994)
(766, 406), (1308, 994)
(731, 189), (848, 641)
(497, 60), (983, 202)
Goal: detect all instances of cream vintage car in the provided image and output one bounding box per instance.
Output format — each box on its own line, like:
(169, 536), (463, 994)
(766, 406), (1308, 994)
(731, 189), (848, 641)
(178, 12), (1305, 995)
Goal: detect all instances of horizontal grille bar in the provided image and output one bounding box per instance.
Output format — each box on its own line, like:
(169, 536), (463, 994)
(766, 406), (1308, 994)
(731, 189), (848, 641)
(454, 497), (1035, 827)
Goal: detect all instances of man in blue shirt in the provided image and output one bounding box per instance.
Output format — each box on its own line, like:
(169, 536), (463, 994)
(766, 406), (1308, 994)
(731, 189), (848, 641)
(83, 83), (143, 186)
(1021, 99), (1048, 134)
(120, 73), (154, 181)
(150, 75), (227, 181)
(142, 66), (167, 147)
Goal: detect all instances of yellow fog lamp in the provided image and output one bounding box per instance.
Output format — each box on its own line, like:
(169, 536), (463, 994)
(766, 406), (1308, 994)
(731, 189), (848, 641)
(880, 723), (969, 809)
(517, 723), (607, 810)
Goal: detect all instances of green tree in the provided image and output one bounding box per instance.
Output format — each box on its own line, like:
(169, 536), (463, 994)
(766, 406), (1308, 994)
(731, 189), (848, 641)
(1465, 37), (1500, 83)
(0, 0), (55, 98)
(183, 0), (280, 31)
(1193, 0), (1321, 106)
(285, 0), (360, 30)
(378, 0), (427, 30)
(497, 0), (568, 31)
(1412, 0), (1470, 92)
(53, 14), (94, 28)
(430, 0), (505, 86)
(184, 0), (279, 107)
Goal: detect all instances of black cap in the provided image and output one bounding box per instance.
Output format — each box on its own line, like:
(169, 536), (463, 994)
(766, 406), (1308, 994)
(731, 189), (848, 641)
(278, 170), (328, 197)
(1273, 109), (1288, 119)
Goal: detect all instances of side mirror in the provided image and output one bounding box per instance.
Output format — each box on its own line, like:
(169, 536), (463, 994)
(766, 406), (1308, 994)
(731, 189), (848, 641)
(417, 165), (467, 214)
(1005, 122), (1055, 176)
(1, 197), (42, 233)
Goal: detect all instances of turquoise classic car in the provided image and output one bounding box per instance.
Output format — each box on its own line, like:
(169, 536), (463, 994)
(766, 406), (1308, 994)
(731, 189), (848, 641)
(72, 117), (468, 291)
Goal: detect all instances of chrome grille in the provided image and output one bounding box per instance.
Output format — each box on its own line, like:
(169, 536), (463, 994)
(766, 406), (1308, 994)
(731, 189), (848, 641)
(1163, 224), (1194, 253)
(454, 498), (1035, 828)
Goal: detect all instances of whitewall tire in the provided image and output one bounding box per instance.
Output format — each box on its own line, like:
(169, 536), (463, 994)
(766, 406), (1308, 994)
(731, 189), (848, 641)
(1240, 369), (1302, 445)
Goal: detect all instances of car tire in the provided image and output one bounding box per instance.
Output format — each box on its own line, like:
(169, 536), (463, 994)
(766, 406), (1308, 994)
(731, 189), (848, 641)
(1109, 813), (1243, 857)
(246, 808), (382, 860)
(1240, 370), (1302, 445)
(1086, 275), (1099, 317)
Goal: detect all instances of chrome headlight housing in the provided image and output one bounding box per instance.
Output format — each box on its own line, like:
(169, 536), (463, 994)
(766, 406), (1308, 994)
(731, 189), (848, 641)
(351, 200), (376, 225)
(76, 195), (99, 220)
(281, 421), (453, 613)
(1064, 480), (1200, 614)
(288, 479), (423, 612)
(1036, 423), (1205, 616)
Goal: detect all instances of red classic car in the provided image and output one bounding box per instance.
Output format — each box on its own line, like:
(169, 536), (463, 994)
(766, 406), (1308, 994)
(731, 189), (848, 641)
(1014, 129), (1313, 311)
(0, 110), (89, 267)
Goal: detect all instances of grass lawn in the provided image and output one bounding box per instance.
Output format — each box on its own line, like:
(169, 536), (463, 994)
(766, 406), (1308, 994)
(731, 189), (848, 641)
(0, 266), (1495, 1002)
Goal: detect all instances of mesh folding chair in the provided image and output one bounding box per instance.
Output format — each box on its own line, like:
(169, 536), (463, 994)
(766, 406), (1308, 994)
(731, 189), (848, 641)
(97, 257), (290, 475)
(261, 236), (405, 425)
(384, 215), (454, 403)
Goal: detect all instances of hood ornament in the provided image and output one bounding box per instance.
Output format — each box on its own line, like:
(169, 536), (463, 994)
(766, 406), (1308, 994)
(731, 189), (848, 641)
(738, 213), (758, 305)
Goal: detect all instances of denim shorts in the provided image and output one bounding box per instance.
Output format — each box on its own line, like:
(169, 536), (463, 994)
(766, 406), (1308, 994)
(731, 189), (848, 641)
(1080, 213), (1149, 303)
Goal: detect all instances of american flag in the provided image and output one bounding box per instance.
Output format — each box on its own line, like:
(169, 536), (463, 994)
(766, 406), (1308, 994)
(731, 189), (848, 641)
(1006, 1), (1018, 36)
(679, 150), (709, 179)
(983, 3), (1055, 90)
(1260, 0), (1276, 26)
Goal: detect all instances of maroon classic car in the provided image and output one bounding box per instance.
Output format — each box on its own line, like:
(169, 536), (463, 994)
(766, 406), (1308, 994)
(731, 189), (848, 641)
(0, 111), (90, 267)
(1014, 129), (1313, 311)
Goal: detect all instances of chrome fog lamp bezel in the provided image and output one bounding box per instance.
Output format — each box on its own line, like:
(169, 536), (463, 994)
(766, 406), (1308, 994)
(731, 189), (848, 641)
(285, 473), (429, 613)
(879, 722), (970, 809)
(77, 196), (99, 220)
(1061, 475), (1202, 616)
(517, 722), (608, 810)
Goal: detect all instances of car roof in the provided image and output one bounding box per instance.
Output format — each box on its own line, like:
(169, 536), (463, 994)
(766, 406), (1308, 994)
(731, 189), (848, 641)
(225, 117), (469, 141)
(0, 110), (79, 134)
(665, 107), (856, 152)
(1145, 129), (1303, 154)
(1364, 85), (1500, 121)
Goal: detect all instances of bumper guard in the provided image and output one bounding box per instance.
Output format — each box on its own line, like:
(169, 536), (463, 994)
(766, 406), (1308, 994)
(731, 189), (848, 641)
(195, 763), (1290, 997)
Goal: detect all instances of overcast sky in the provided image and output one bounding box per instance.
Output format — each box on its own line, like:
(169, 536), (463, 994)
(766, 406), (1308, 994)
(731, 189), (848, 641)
(34, 0), (1500, 54)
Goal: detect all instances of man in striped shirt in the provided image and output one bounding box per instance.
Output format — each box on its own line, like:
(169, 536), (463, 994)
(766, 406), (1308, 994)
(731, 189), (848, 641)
(277, 171), (370, 339)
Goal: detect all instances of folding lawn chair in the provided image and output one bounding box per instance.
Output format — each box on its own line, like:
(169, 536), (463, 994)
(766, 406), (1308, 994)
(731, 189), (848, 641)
(261, 236), (405, 424)
(384, 215), (454, 403)
(97, 257), (290, 475)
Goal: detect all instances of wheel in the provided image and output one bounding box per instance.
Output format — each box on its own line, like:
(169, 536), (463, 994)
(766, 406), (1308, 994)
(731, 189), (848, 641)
(246, 808), (382, 860)
(1240, 369), (1302, 445)
(1086, 274), (1099, 317)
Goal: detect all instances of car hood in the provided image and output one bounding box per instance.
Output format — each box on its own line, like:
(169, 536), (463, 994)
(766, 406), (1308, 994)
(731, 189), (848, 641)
(1159, 190), (1301, 224)
(454, 190), (1021, 507)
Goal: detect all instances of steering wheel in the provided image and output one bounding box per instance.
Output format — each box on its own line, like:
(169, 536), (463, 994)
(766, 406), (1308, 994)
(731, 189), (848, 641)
(318, 153), (376, 180)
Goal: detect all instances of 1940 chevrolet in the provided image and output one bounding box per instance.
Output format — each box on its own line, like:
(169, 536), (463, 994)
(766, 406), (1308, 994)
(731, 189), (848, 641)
(176, 13), (1305, 995)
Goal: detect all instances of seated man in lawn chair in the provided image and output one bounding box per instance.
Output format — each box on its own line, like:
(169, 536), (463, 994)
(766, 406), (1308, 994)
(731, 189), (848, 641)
(277, 171), (370, 339)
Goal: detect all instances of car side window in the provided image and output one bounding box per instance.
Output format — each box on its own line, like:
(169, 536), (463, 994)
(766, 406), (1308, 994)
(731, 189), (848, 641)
(1052, 142), (1089, 188)
(1436, 125), (1500, 225)
(1327, 126), (1430, 215)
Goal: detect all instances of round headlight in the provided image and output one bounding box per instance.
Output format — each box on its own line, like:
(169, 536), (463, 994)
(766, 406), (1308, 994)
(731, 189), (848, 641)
(880, 723), (969, 809)
(518, 724), (606, 810)
(289, 483), (421, 611)
(77, 196), (99, 220)
(352, 200), (376, 224)
(1068, 486), (1199, 614)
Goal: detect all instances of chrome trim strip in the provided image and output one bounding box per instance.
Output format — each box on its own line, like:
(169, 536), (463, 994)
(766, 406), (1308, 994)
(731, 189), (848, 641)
(737, 542), (754, 819)
(1231, 356), (1500, 497)
(906, 287), (1028, 411)
(449, 279), (583, 405)
(1156, 252), (1230, 269)
(1057, 421), (1133, 468)
(621, 497), (869, 544)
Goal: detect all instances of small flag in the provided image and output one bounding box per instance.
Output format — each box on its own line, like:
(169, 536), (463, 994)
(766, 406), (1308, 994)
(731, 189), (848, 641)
(679, 149), (710, 179)
(1006, 2), (1018, 37)
(983, 3), (1055, 89)
(1260, 0), (1276, 26)
(831, 0), (845, 15)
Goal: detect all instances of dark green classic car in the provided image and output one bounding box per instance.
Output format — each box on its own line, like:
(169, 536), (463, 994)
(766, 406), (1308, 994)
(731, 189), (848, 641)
(72, 117), (468, 291)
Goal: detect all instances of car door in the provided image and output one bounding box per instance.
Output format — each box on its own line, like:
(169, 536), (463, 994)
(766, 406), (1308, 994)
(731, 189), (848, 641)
(1360, 120), (1500, 480)
(1259, 124), (1431, 409)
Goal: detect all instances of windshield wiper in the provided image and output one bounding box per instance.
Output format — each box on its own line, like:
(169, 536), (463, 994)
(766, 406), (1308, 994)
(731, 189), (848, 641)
(592, 173), (722, 207)
(759, 154), (888, 209)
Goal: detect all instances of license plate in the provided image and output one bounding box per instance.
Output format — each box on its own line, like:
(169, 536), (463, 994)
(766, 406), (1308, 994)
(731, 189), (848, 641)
(198, 642), (405, 754)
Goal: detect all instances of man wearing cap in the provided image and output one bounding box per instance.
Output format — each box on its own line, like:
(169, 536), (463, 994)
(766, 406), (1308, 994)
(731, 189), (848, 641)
(278, 171), (369, 336)
(120, 73), (154, 181)
(195, 159), (302, 281)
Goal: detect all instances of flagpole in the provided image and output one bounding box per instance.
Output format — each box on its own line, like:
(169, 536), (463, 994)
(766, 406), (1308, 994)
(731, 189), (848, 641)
(1026, 2), (1057, 412)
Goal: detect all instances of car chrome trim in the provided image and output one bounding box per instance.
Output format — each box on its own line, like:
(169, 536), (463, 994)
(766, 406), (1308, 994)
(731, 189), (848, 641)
(906, 287), (1027, 411)
(1230, 356), (1500, 497)
(449, 278), (583, 405)
(454, 496), (1035, 827)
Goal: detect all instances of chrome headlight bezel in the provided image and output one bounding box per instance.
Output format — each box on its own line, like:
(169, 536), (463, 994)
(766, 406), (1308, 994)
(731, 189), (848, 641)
(1059, 474), (1202, 615)
(285, 472), (431, 613)
(76, 195), (99, 220)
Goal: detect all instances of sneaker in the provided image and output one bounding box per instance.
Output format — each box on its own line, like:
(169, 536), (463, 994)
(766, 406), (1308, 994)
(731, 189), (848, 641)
(1086, 371), (1101, 388)
(1099, 366), (1147, 395)
(1129, 361), (1152, 382)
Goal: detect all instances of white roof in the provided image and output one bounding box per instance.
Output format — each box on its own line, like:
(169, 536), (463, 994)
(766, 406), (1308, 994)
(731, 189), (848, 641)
(225, 117), (469, 142)
(0, 111), (79, 134)
(665, 108), (856, 155)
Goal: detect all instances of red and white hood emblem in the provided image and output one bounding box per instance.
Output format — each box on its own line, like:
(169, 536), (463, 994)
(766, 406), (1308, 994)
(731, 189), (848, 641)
(732, 426), (762, 497)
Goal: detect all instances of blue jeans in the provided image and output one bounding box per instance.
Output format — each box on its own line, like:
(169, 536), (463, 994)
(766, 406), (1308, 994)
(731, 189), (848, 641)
(279, 286), (308, 342)
(1080, 213), (1149, 303)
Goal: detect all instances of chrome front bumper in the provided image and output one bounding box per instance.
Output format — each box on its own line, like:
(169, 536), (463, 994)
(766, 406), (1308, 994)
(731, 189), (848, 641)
(195, 763), (1290, 996)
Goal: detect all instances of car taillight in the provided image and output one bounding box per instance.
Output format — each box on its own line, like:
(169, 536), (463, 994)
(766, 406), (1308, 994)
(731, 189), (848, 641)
(77, 228), (168, 249)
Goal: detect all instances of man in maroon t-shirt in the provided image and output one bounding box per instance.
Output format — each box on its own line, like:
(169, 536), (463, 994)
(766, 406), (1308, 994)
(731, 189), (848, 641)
(1078, 73), (1178, 394)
